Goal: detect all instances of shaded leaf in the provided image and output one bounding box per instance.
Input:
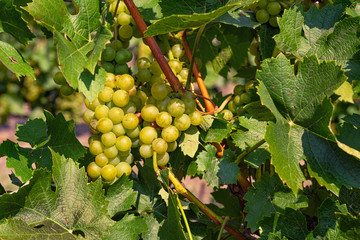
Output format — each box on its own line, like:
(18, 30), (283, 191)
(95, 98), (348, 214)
(103, 214), (148, 240)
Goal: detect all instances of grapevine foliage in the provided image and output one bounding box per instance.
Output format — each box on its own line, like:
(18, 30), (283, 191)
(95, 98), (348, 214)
(0, 0), (360, 239)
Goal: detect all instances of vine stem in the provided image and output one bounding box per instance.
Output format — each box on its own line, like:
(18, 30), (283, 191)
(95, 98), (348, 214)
(181, 31), (215, 114)
(235, 139), (266, 164)
(123, 0), (184, 93)
(176, 194), (194, 240)
(217, 216), (229, 240)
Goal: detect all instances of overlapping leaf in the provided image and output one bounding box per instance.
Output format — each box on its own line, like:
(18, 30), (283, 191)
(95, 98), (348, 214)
(103, 214), (148, 240)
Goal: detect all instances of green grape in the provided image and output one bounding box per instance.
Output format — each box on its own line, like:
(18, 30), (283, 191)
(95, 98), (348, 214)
(132, 24), (142, 38)
(167, 98), (185, 117)
(131, 137), (140, 148)
(150, 61), (163, 75)
(146, 96), (157, 105)
(240, 92), (251, 104)
(221, 109), (233, 121)
(125, 125), (141, 138)
(156, 112), (172, 128)
(102, 62), (115, 73)
(113, 89), (130, 107)
(141, 104), (159, 122)
(86, 97), (104, 111)
(87, 162), (102, 179)
(119, 153), (134, 164)
(168, 59), (182, 74)
(60, 85), (74, 96)
(119, 24), (133, 39)
(122, 101), (137, 114)
(117, 12), (131, 25)
(137, 57), (151, 69)
(101, 164), (117, 182)
(174, 114), (191, 131)
(130, 95), (143, 110)
(83, 109), (95, 124)
(167, 141), (177, 152)
(245, 80), (255, 92)
(123, 49), (133, 62)
(101, 132), (117, 147)
(171, 44), (184, 58)
(116, 74), (134, 91)
(267, 2), (281, 15)
(95, 105), (109, 120)
(161, 125), (179, 142)
(88, 134), (101, 145)
(233, 95), (241, 106)
(227, 100), (235, 112)
(114, 64), (129, 75)
(107, 40), (123, 50)
(116, 135), (132, 152)
(54, 72), (67, 85)
(97, 117), (113, 133)
(116, 162), (132, 177)
(156, 97), (171, 112)
(256, 9), (270, 23)
(258, 0), (268, 9)
(102, 47), (116, 62)
(189, 111), (203, 126)
(95, 153), (109, 167)
(89, 140), (104, 156)
(139, 126), (158, 144)
(122, 113), (139, 129)
(137, 68), (152, 83)
(233, 84), (245, 95)
(108, 107), (124, 124)
(121, 39), (130, 49)
(109, 156), (121, 166)
(179, 68), (189, 80)
(112, 123), (126, 136)
(115, 49), (128, 64)
(151, 82), (168, 100)
(118, 149), (131, 157)
(110, 0), (126, 14)
(183, 97), (196, 114)
(104, 145), (118, 158)
(269, 16), (279, 27)
(157, 152), (170, 167)
(139, 144), (154, 158)
(150, 75), (164, 85)
(152, 138), (168, 154)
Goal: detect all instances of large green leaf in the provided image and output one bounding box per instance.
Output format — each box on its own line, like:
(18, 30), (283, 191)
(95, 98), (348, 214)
(0, 41), (35, 80)
(0, 151), (114, 239)
(196, 145), (220, 188)
(201, 118), (232, 143)
(335, 114), (360, 159)
(274, 4), (360, 80)
(244, 173), (308, 232)
(0, 0), (34, 44)
(103, 214), (148, 240)
(24, 0), (112, 101)
(178, 126), (200, 158)
(339, 186), (360, 216)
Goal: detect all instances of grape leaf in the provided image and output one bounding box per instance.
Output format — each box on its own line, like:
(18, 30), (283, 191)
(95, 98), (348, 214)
(244, 173), (308, 232)
(201, 118), (232, 143)
(178, 126), (200, 158)
(258, 208), (309, 240)
(210, 188), (242, 217)
(106, 175), (138, 218)
(275, 4), (360, 81)
(24, 0), (112, 101)
(0, 0), (34, 44)
(144, 0), (255, 37)
(0, 151), (114, 239)
(231, 116), (267, 150)
(243, 101), (274, 121)
(142, 213), (163, 240)
(217, 150), (239, 185)
(213, 11), (260, 29)
(244, 148), (270, 168)
(259, 24), (279, 59)
(334, 81), (354, 103)
(196, 145), (220, 188)
(339, 186), (360, 216)
(335, 114), (360, 159)
(15, 118), (48, 148)
(0, 41), (35, 80)
(103, 214), (148, 240)
(256, 54), (346, 140)
(336, 212), (360, 238)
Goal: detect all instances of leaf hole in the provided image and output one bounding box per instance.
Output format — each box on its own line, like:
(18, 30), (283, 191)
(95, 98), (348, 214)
(73, 229), (85, 238)
(34, 224), (44, 229)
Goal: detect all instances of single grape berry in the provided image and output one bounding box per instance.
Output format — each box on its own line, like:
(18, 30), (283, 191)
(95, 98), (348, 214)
(267, 2), (281, 16)
(53, 72), (67, 85)
(87, 162), (102, 179)
(116, 135), (132, 152)
(116, 162), (132, 177)
(256, 9), (270, 23)
(101, 164), (117, 182)
(102, 47), (116, 62)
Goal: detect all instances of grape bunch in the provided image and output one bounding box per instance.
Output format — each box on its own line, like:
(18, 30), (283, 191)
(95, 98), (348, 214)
(255, 0), (284, 27)
(84, 72), (203, 183)
(221, 81), (255, 120)
(53, 71), (74, 96)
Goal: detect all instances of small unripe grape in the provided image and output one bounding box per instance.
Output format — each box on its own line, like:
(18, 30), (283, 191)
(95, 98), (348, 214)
(157, 152), (170, 167)
(171, 44), (184, 58)
(161, 125), (179, 142)
(150, 61), (163, 75)
(233, 84), (245, 95)
(89, 140), (104, 156)
(141, 104), (159, 122)
(60, 85), (74, 96)
(156, 97), (171, 112)
(119, 24), (133, 39)
(139, 126), (158, 144)
(108, 107), (124, 124)
(122, 101), (137, 114)
(258, 0), (268, 9)
(102, 47), (116, 62)
(150, 75), (164, 85)
(167, 141), (177, 152)
(107, 40), (123, 50)
(104, 145), (118, 159)
(189, 111), (203, 126)
(256, 9), (270, 23)
(83, 109), (95, 124)
(269, 16), (279, 27)
(130, 95), (143, 110)
(95, 153), (109, 167)
(113, 89), (130, 107)
(114, 64), (129, 75)
(101, 132), (117, 147)
(137, 57), (151, 69)
(151, 82), (168, 100)
(101, 164), (117, 182)
(221, 109), (233, 121)
(112, 123), (126, 136)
(122, 113), (139, 130)
(228, 100), (235, 112)
(97, 117), (113, 133)
(233, 95), (241, 106)
(137, 90), (148, 105)
(137, 68), (152, 83)
(125, 125), (141, 138)
(119, 153), (134, 164)
(54, 72), (67, 85)
(245, 80), (255, 92)
(116, 162), (132, 177)
(152, 138), (168, 154)
(267, 2), (281, 16)
(87, 162), (101, 179)
(156, 112), (172, 128)
(102, 62), (115, 73)
(95, 105), (109, 119)
(116, 135), (132, 152)
(146, 96), (157, 105)
(116, 74), (134, 91)
(183, 97), (197, 114)
(240, 92), (251, 104)
(139, 144), (153, 158)
(167, 98), (185, 117)
(118, 149), (130, 157)
(117, 12), (131, 25)
(174, 114), (191, 131)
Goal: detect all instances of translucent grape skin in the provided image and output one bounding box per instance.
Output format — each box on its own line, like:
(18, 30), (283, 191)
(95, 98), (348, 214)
(139, 126), (158, 145)
(152, 138), (168, 154)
